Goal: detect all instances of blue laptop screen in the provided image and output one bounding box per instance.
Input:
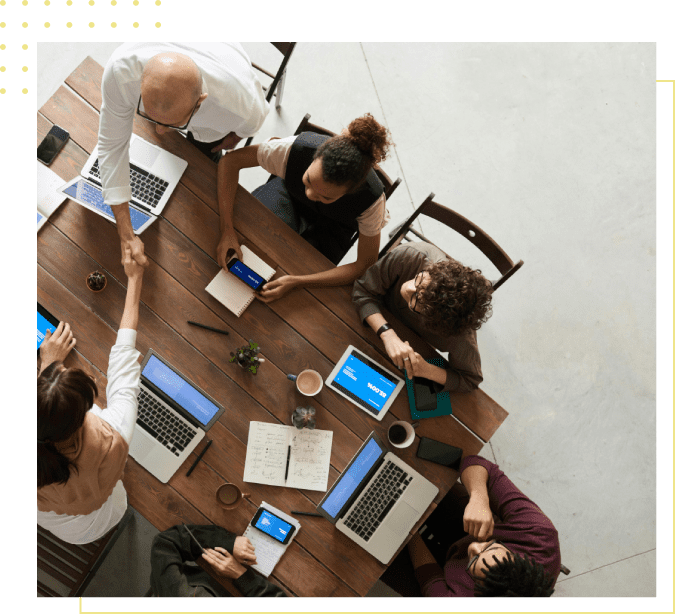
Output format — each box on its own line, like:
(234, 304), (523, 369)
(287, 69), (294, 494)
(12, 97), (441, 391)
(320, 438), (384, 520)
(332, 352), (398, 416)
(142, 355), (220, 427)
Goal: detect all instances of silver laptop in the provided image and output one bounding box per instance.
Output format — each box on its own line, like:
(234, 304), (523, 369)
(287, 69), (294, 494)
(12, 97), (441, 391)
(58, 134), (187, 235)
(317, 432), (439, 564)
(129, 350), (226, 484)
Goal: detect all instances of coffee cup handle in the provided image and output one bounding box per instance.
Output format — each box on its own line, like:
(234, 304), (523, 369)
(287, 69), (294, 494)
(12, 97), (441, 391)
(242, 492), (251, 499)
(287, 374), (297, 382)
(412, 421), (420, 429)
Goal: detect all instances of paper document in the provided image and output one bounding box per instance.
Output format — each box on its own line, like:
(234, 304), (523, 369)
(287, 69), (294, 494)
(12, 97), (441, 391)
(243, 422), (333, 491)
(37, 161), (67, 231)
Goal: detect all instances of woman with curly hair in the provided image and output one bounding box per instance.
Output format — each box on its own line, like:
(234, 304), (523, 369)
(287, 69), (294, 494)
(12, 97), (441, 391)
(216, 113), (393, 302)
(352, 242), (493, 391)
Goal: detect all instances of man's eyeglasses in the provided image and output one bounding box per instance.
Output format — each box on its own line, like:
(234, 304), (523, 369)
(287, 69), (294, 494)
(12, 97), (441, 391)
(466, 540), (504, 576)
(136, 94), (200, 130)
(409, 271), (426, 313)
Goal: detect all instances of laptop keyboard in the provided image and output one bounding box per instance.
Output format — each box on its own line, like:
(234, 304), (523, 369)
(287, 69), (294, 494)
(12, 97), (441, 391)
(344, 460), (413, 542)
(137, 389), (198, 457)
(90, 159), (168, 209)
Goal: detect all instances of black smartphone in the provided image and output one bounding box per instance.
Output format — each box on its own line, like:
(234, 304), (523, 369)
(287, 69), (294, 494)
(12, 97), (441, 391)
(251, 508), (296, 545)
(38, 125), (70, 166)
(182, 523), (205, 553)
(417, 437), (463, 470)
(226, 257), (265, 291)
(412, 376), (441, 411)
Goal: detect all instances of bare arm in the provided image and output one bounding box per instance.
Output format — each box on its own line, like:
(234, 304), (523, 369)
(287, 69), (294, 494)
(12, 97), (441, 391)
(119, 246), (145, 331)
(461, 464), (494, 541)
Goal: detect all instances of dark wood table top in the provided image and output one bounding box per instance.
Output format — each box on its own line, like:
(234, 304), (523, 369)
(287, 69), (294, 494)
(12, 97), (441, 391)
(37, 57), (508, 597)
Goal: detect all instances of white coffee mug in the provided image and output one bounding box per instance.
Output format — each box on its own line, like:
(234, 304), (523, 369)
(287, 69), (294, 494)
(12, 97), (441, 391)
(387, 421), (416, 448)
(287, 369), (324, 397)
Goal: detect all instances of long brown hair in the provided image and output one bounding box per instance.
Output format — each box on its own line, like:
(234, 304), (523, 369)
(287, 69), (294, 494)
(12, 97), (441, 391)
(314, 113), (393, 190)
(37, 362), (98, 489)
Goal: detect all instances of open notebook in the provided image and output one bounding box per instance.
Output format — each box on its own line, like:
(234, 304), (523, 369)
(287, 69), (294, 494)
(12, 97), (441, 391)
(37, 161), (66, 232)
(205, 245), (276, 317)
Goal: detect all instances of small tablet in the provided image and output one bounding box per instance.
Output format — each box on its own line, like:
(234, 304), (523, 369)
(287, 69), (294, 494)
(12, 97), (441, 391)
(37, 302), (60, 354)
(326, 345), (405, 421)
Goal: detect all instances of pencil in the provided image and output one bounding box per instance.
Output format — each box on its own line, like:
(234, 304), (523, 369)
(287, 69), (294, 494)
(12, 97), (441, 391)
(187, 320), (229, 335)
(186, 439), (213, 477)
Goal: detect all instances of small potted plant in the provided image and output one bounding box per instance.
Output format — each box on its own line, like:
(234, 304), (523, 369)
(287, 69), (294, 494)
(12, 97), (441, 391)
(229, 339), (264, 375)
(291, 406), (316, 430)
(86, 270), (107, 293)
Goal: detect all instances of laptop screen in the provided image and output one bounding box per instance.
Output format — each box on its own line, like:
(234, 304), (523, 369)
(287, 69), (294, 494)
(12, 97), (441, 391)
(142, 355), (221, 428)
(319, 436), (385, 521)
(331, 350), (399, 416)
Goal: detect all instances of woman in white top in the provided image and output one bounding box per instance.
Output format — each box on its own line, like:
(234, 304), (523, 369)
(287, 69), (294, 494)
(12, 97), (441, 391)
(37, 248), (144, 544)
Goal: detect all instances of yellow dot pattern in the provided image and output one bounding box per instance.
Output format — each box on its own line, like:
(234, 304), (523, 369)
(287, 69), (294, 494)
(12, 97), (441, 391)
(155, 22), (161, 28)
(89, 0), (95, 5)
(0, 67), (5, 72)
(0, 45), (4, 50)
(0, 23), (5, 29)
(22, 88), (28, 94)
(89, 21), (94, 27)
(23, 44), (27, 50)
(67, 0), (72, 5)
(156, 0), (161, 4)
(111, 21), (116, 27)
(44, 0), (50, 5)
(22, 0), (28, 5)
(134, 0), (139, 5)
(0, 1), (5, 6)
(22, 22), (28, 28)
(67, 21), (72, 27)
(22, 66), (28, 72)
(111, 0), (117, 5)
(0, 89), (5, 94)
(133, 21), (138, 27)
(45, 22), (50, 28)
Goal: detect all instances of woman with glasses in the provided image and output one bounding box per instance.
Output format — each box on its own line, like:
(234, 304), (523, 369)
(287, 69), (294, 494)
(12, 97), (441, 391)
(382, 455), (560, 596)
(352, 242), (493, 392)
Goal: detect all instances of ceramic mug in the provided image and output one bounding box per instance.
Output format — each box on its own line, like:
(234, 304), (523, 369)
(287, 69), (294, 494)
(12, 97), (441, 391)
(216, 483), (250, 510)
(387, 421), (417, 449)
(287, 369), (324, 396)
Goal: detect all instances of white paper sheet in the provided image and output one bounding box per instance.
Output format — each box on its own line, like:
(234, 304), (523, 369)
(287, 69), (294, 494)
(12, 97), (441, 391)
(37, 161), (67, 227)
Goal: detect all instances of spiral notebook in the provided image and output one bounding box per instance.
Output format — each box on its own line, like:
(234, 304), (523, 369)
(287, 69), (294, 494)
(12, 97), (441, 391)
(205, 246), (276, 317)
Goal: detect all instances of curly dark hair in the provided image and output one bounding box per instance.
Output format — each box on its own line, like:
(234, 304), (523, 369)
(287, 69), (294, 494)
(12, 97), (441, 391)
(417, 260), (493, 336)
(314, 113), (392, 191)
(474, 551), (556, 597)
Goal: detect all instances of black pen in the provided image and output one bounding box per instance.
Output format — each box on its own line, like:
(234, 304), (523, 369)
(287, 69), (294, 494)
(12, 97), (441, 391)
(186, 439), (212, 477)
(284, 445), (291, 481)
(187, 320), (229, 335)
(291, 511), (323, 518)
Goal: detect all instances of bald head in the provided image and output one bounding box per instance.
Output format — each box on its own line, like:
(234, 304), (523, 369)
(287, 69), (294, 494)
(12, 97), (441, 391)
(140, 52), (203, 124)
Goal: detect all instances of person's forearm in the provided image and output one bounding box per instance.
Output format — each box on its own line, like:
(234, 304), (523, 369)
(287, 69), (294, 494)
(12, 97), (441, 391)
(111, 203), (135, 242)
(461, 464), (490, 499)
(217, 155), (240, 235)
(120, 277), (142, 331)
(292, 260), (372, 291)
(364, 313), (388, 333)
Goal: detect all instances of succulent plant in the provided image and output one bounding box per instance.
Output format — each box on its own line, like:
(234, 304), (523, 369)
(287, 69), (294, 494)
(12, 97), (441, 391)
(229, 339), (264, 375)
(86, 271), (107, 292)
(291, 406), (316, 430)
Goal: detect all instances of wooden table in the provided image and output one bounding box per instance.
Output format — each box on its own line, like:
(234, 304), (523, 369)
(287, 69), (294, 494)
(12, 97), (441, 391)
(37, 58), (508, 597)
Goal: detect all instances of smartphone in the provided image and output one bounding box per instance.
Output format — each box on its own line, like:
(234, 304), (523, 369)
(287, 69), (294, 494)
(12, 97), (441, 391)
(412, 376), (440, 411)
(416, 437), (463, 470)
(226, 257), (265, 291)
(38, 125), (70, 166)
(251, 508), (296, 545)
(37, 302), (60, 355)
(182, 523), (205, 553)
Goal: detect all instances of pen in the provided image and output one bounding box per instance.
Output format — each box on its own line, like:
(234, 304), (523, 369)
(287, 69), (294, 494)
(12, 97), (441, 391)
(186, 439), (213, 477)
(187, 320), (229, 335)
(291, 511), (323, 518)
(284, 445), (291, 481)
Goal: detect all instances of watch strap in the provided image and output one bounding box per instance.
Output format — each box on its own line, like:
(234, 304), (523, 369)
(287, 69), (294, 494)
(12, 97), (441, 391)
(376, 323), (391, 337)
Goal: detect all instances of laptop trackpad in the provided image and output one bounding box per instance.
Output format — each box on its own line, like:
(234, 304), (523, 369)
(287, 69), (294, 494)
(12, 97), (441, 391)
(130, 139), (160, 169)
(387, 502), (419, 534)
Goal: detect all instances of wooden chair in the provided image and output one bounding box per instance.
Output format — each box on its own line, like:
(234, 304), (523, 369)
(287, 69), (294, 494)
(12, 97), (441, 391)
(37, 507), (133, 597)
(245, 43), (296, 146)
(379, 193), (523, 292)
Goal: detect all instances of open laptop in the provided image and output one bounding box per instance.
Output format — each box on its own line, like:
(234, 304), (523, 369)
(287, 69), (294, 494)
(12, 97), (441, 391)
(129, 349), (226, 484)
(316, 432), (438, 564)
(58, 134), (187, 234)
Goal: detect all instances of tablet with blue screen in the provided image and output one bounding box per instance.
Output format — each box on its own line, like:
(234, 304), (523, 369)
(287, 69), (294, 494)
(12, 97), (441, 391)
(37, 302), (60, 354)
(326, 345), (404, 421)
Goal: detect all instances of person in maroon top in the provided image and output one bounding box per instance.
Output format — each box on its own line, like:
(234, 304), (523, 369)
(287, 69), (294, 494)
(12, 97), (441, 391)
(385, 455), (560, 597)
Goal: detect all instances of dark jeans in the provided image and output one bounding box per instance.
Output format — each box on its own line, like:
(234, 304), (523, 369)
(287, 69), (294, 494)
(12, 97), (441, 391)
(186, 131), (222, 163)
(380, 483), (471, 597)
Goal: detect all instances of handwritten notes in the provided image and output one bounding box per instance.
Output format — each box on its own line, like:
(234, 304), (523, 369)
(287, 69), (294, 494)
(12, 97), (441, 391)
(243, 422), (333, 491)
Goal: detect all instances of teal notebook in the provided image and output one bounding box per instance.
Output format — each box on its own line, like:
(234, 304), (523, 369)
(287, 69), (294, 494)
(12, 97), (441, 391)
(405, 357), (452, 420)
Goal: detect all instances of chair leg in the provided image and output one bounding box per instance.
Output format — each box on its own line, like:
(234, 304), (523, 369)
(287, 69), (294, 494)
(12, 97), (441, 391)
(560, 564), (571, 576)
(244, 136), (253, 147)
(275, 70), (287, 110)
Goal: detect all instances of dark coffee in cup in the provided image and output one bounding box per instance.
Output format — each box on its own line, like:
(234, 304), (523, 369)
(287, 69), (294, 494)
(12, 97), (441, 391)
(388, 424), (407, 445)
(297, 370), (322, 395)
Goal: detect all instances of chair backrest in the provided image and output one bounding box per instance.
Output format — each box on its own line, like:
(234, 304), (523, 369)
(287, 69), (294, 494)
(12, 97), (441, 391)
(250, 42), (296, 104)
(379, 193), (523, 291)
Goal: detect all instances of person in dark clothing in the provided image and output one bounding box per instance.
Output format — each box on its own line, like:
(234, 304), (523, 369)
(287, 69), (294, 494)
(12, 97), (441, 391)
(149, 524), (286, 597)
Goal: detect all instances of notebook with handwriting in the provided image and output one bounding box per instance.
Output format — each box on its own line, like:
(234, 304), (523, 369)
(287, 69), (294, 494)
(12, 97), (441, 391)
(205, 245), (275, 317)
(243, 422), (333, 491)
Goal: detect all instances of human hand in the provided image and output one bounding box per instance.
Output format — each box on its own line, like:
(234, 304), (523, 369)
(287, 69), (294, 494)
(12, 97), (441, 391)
(40, 321), (76, 367)
(122, 245), (145, 281)
(405, 350), (433, 379)
(232, 536), (257, 566)
(217, 230), (243, 269)
(211, 132), (243, 153)
(381, 330), (416, 371)
(201, 547), (246, 579)
(463, 493), (494, 542)
(120, 235), (148, 268)
(257, 276), (298, 303)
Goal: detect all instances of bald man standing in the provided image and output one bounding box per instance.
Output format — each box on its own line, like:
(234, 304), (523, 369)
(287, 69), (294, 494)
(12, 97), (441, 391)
(98, 42), (269, 267)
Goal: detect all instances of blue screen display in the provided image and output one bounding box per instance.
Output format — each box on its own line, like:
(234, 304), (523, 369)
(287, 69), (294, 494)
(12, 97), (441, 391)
(332, 354), (398, 414)
(37, 311), (55, 350)
(228, 259), (265, 290)
(321, 438), (383, 519)
(254, 510), (293, 543)
(142, 355), (220, 426)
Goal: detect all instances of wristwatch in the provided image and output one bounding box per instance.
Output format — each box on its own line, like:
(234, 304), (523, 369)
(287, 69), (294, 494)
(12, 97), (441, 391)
(376, 323), (392, 337)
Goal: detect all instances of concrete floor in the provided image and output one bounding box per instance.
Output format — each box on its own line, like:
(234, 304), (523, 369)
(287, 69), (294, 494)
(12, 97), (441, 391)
(37, 42), (657, 599)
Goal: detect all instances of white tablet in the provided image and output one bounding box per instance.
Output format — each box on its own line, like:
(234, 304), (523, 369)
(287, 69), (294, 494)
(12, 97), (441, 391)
(326, 345), (405, 421)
